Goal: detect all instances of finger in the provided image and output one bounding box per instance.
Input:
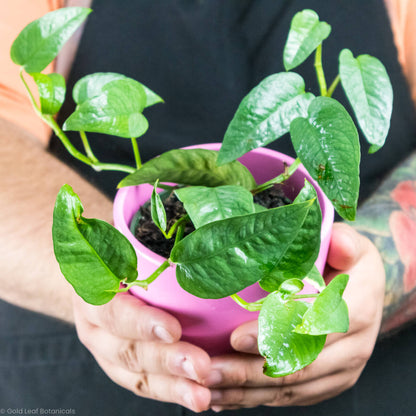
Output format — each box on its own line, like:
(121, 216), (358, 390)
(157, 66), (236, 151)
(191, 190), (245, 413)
(209, 368), (362, 410)
(326, 222), (365, 271)
(230, 319), (259, 354)
(73, 292), (181, 342)
(95, 355), (211, 413)
(78, 319), (211, 381)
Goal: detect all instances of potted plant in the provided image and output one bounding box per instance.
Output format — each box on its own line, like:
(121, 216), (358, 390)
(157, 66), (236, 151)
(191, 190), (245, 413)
(11, 7), (392, 377)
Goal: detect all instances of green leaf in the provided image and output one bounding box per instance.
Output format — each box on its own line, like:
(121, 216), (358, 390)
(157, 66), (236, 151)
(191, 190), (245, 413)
(31, 72), (66, 115)
(10, 7), (91, 73)
(259, 292), (326, 377)
(303, 265), (326, 292)
(175, 185), (255, 228)
(339, 49), (393, 153)
(73, 72), (163, 108)
(290, 96), (360, 221)
(259, 182), (321, 292)
(171, 199), (321, 299)
(63, 78), (149, 138)
(217, 72), (314, 165)
(52, 184), (138, 305)
(151, 180), (167, 233)
(118, 149), (256, 190)
(294, 274), (349, 335)
(283, 9), (331, 71)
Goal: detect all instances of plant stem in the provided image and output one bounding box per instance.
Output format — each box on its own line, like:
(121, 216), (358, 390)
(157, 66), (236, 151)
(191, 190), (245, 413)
(20, 69), (41, 113)
(167, 215), (190, 239)
(291, 293), (319, 300)
(327, 74), (341, 97)
(44, 115), (93, 166)
(252, 157), (302, 194)
(121, 259), (172, 291)
(230, 294), (265, 312)
(80, 131), (98, 163)
(131, 137), (142, 169)
(174, 222), (186, 245)
(314, 44), (328, 96)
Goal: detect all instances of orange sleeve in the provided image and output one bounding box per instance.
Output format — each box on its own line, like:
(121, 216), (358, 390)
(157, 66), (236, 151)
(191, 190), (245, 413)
(0, 0), (63, 145)
(385, 0), (416, 105)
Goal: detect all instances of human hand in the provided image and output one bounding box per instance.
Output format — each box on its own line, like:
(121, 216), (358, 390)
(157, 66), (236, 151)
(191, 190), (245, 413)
(73, 292), (212, 412)
(204, 222), (385, 411)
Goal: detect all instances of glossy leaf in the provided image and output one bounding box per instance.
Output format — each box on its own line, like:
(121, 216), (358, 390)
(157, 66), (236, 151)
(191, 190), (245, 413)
(295, 274), (349, 335)
(10, 7), (91, 73)
(339, 49), (393, 153)
(118, 149), (256, 190)
(52, 185), (138, 305)
(259, 292), (326, 377)
(175, 185), (255, 228)
(32, 72), (66, 115)
(73, 72), (163, 108)
(259, 182), (321, 292)
(283, 9), (331, 71)
(63, 78), (149, 138)
(217, 72), (314, 165)
(290, 96), (360, 221)
(171, 199), (321, 299)
(151, 180), (167, 233)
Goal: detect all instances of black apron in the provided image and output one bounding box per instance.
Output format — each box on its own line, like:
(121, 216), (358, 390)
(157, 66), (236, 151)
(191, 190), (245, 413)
(1, 0), (416, 414)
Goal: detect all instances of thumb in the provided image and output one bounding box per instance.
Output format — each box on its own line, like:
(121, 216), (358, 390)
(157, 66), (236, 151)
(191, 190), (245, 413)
(326, 222), (364, 271)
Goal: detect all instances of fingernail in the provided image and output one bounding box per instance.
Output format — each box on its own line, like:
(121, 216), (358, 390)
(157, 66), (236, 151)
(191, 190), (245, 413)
(236, 335), (256, 351)
(182, 358), (198, 380)
(153, 325), (174, 343)
(204, 370), (223, 386)
(211, 405), (224, 413)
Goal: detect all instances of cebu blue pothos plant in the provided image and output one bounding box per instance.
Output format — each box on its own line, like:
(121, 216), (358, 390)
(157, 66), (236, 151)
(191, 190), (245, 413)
(11, 7), (392, 377)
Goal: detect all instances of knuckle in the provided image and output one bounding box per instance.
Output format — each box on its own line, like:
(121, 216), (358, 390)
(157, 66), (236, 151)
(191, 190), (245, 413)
(117, 340), (143, 372)
(133, 373), (150, 396)
(271, 386), (296, 406)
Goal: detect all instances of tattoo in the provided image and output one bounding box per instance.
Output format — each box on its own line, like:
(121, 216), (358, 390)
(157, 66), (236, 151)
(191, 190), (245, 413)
(353, 151), (416, 334)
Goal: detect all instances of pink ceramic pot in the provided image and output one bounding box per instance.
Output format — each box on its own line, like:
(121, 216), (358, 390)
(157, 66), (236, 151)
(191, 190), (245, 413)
(113, 143), (334, 356)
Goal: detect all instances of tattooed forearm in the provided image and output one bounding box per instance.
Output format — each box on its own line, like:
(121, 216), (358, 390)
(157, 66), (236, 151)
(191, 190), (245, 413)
(352, 151), (416, 334)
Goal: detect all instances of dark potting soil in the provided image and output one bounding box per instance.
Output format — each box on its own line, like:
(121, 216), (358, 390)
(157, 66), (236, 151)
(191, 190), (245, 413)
(133, 184), (292, 258)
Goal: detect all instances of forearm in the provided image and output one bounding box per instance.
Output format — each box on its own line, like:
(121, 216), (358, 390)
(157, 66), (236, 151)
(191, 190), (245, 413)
(352, 151), (416, 334)
(0, 117), (113, 323)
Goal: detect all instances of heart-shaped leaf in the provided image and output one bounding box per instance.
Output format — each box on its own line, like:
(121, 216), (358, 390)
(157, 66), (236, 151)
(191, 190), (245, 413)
(63, 78), (149, 138)
(52, 185), (138, 305)
(175, 185), (255, 228)
(290, 96), (360, 221)
(294, 274), (349, 335)
(10, 7), (91, 73)
(217, 72), (314, 165)
(259, 292), (326, 377)
(118, 149), (256, 190)
(73, 72), (163, 108)
(339, 49), (393, 153)
(283, 9), (331, 71)
(259, 181), (321, 292)
(171, 198), (321, 299)
(32, 72), (66, 115)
